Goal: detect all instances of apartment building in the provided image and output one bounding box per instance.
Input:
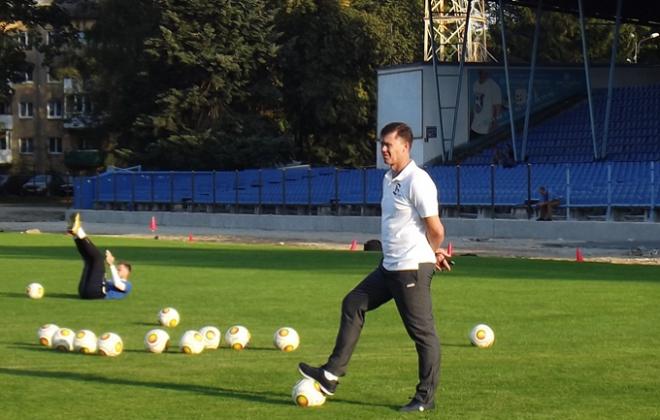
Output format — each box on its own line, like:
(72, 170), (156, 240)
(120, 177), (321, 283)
(0, 0), (101, 185)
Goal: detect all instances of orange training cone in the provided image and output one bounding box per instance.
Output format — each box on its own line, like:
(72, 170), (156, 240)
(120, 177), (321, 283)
(150, 216), (157, 232)
(447, 242), (453, 257)
(575, 248), (584, 262)
(349, 239), (358, 251)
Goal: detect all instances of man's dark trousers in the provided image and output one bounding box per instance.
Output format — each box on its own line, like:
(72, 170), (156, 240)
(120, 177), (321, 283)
(322, 262), (440, 404)
(74, 237), (106, 299)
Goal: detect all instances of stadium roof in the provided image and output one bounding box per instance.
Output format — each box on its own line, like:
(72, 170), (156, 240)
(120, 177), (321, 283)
(503, 0), (660, 27)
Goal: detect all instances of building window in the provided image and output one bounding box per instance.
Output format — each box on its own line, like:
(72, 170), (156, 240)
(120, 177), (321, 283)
(19, 102), (34, 118)
(46, 31), (56, 45)
(23, 70), (33, 83)
(47, 100), (63, 119)
(48, 137), (63, 154)
(45, 67), (59, 83)
(79, 138), (98, 150)
(19, 138), (34, 154)
(0, 133), (10, 150)
(18, 31), (29, 48)
(73, 95), (91, 114)
(0, 103), (9, 115)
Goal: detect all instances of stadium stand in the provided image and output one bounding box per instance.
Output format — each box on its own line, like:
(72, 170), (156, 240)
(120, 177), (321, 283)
(73, 86), (659, 221)
(463, 85), (660, 165)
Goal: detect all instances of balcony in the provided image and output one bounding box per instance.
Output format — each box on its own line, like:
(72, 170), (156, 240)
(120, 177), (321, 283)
(0, 114), (12, 130)
(0, 149), (11, 164)
(64, 149), (103, 168)
(63, 114), (97, 129)
(63, 77), (84, 95)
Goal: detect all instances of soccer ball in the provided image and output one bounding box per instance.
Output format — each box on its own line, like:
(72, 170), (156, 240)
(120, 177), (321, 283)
(144, 329), (170, 353)
(98, 332), (123, 357)
(26, 282), (44, 299)
(199, 326), (221, 350)
(158, 307), (180, 328)
(469, 324), (495, 348)
(179, 330), (205, 355)
(291, 378), (326, 407)
(37, 324), (59, 348)
(74, 329), (98, 354)
(52, 328), (75, 352)
(224, 325), (250, 351)
(273, 327), (300, 352)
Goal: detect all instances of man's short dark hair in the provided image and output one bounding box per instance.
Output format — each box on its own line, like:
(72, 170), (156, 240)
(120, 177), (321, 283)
(380, 122), (413, 147)
(118, 261), (132, 272)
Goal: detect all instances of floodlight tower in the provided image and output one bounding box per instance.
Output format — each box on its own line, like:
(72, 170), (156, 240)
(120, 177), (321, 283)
(424, 0), (489, 62)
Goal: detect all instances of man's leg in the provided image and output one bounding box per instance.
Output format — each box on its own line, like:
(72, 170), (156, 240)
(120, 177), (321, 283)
(73, 236), (106, 300)
(323, 264), (393, 377)
(389, 263), (440, 406)
(299, 264), (392, 395)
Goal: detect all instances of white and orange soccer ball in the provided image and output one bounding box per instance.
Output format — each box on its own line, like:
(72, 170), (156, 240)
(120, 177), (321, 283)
(158, 307), (180, 328)
(199, 326), (221, 350)
(273, 327), (300, 352)
(224, 325), (250, 351)
(52, 328), (75, 352)
(74, 329), (98, 354)
(37, 324), (59, 348)
(144, 329), (170, 353)
(469, 324), (495, 348)
(179, 330), (205, 355)
(98, 332), (123, 357)
(291, 378), (326, 407)
(26, 282), (44, 299)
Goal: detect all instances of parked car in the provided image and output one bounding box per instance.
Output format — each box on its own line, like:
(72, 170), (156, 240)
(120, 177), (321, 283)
(59, 175), (74, 195)
(0, 174), (9, 193)
(21, 174), (66, 195)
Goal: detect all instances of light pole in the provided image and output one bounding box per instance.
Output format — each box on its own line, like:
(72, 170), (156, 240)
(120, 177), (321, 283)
(633, 32), (659, 63)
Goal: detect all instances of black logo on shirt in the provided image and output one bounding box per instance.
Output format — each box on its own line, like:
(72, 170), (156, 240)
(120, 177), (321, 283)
(393, 182), (401, 196)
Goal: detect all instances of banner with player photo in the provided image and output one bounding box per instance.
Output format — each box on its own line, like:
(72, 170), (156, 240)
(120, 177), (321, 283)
(468, 68), (585, 140)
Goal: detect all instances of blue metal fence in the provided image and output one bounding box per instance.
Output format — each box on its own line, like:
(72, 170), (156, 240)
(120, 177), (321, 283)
(73, 161), (660, 214)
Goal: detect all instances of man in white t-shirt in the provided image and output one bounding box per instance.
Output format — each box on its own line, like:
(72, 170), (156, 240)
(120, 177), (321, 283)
(299, 122), (452, 413)
(470, 69), (502, 137)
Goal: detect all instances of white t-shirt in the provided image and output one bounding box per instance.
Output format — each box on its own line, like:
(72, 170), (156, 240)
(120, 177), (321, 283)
(381, 160), (438, 271)
(471, 78), (502, 134)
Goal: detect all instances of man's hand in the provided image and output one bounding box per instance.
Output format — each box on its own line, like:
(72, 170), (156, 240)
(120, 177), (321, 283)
(105, 250), (115, 265)
(434, 248), (452, 272)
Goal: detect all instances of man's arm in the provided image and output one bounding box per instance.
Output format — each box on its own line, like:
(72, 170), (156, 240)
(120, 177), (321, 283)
(109, 265), (127, 291)
(105, 250), (127, 291)
(424, 216), (452, 272)
(423, 215), (444, 251)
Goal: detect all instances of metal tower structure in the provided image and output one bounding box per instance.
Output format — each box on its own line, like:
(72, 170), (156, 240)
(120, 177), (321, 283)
(424, 0), (489, 62)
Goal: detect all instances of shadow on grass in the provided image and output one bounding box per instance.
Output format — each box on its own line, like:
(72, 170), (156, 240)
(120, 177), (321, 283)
(442, 342), (473, 348)
(132, 321), (158, 327)
(7, 343), (48, 353)
(0, 366), (291, 407)
(0, 244), (376, 273)
(0, 292), (78, 300)
(0, 360), (398, 411)
(47, 292), (79, 300)
(0, 292), (27, 299)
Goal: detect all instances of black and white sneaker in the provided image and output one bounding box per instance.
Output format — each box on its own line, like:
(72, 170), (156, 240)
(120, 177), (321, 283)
(399, 398), (435, 413)
(298, 362), (338, 396)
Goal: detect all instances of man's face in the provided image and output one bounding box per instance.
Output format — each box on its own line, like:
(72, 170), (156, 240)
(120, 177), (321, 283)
(118, 264), (131, 279)
(381, 131), (409, 168)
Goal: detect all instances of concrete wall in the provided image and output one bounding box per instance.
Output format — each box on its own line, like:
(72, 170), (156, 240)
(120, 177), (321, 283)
(69, 209), (660, 243)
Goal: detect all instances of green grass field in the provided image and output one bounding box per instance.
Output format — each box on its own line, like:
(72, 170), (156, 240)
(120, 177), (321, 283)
(1, 233), (659, 419)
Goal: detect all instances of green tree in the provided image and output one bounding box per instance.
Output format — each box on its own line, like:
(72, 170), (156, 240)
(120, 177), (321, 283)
(275, 0), (423, 167)
(0, 0), (70, 104)
(488, 2), (643, 65)
(77, 0), (286, 170)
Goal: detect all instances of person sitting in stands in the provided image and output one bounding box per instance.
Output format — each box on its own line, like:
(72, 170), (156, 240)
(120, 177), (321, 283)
(537, 186), (557, 221)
